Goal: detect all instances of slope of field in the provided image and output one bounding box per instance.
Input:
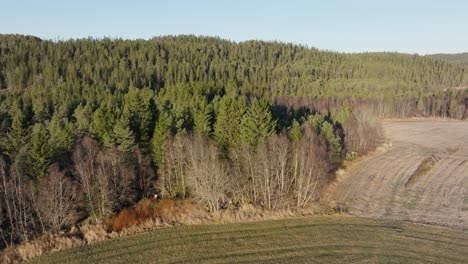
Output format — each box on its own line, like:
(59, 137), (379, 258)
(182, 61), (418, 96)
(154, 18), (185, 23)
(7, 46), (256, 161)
(333, 120), (468, 228)
(29, 216), (468, 264)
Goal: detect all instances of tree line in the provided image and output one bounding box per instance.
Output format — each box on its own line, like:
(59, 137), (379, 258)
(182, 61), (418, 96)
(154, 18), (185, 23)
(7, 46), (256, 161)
(0, 81), (380, 248)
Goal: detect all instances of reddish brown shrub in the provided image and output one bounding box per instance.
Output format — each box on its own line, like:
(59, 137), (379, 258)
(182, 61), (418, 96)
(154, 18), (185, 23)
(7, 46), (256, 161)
(134, 199), (155, 221)
(108, 208), (139, 232)
(107, 198), (200, 232)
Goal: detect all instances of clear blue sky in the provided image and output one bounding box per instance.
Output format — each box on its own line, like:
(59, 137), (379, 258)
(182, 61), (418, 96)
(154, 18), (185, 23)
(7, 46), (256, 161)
(1, 0), (467, 54)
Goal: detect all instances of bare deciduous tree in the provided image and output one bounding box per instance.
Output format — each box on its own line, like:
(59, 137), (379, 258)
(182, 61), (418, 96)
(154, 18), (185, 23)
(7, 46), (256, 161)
(186, 135), (228, 212)
(343, 108), (383, 155)
(0, 159), (37, 246)
(72, 136), (111, 223)
(158, 135), (189, 198)
(292, 127), (330, 208)
(254, 135), (292, 209)
(134, 148), (156, 199)
(101, 147), (137, 210)
(35, 164), (79, 232)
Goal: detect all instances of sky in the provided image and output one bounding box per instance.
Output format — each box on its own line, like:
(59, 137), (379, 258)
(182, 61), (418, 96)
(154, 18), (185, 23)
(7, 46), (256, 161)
(1, 0), (467, 54)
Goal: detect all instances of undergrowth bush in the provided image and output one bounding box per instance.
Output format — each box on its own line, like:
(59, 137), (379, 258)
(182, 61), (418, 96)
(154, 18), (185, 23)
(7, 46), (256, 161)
(107, 198), (197, 232)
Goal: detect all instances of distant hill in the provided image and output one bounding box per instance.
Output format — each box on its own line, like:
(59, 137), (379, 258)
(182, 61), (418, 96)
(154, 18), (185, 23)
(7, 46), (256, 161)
(428, 53), (468, 64)
(1, 34), (467, 98)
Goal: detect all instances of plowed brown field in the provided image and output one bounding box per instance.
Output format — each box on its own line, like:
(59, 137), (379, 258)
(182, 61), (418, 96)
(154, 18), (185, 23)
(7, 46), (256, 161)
(333, 120), (468, 228)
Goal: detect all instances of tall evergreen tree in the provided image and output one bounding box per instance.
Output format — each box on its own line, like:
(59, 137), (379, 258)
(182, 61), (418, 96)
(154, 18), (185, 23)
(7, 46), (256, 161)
(112, 116), (135, 152)
(320, 121), (342, 163)
(213, 96), (247, 151)
(289, 119), (302, 143)
(48, 114), (74, 161)
(7, 102), (28, 151)
(90, 102), (117, 146)
(18, 123), (52, 180)
(123, 88), (156, 143)
(151, 110), (174, 166)
(193, 98), (213, 136)
(239, 98), (276, 148)
(73, 102), (94, 131)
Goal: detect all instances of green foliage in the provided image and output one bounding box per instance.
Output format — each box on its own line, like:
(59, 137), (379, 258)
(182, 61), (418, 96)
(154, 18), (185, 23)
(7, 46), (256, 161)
(74, 102), (94, 131)
(306, 114), (325, 132)
(299, 114), (342, 164)
(289, 120), (302, 143)
(16, 123), (52, 180)
(90, 101), (118, 146)
(320, 121), (342, 160)
(123, 88), (156, 143)
(332, 103), (353, 124)
(7, 101), (29, 151)
(193, 97), (213, 136)
(213, 96), (247, 151)
(1, 34), (465, 99)
(239, 99), (276, 148)
(151, 110), (174, 166)
(48, 114), (74, 159)
(112, 116), (135, 152)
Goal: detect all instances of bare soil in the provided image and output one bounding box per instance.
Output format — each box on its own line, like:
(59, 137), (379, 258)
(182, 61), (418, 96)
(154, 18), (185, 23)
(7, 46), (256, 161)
(332, 120), (468, 228)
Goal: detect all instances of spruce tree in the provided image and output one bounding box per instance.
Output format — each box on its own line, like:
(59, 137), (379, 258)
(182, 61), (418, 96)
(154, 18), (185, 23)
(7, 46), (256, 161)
(289, 119), (302, 143)
(73, 102), (93, 131)
(7, 103), (28, 151)
(90, 102), (117, 146)
(123, 88), (155, 143)
(21, 123), (52, 180)
(332, 103), (353, 124)
(213, 96), (246, 151)
(320, 121), (342, 161)
(193, 98), (213, 136)
(48, 114), (74, 160)
(112, 116), (135, 152)
(151, 111), (173, 166)
(239, 98), (276, 148)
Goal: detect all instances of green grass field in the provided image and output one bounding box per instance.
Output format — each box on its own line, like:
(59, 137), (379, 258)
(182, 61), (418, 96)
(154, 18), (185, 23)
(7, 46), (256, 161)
(29, 216), (468, 264)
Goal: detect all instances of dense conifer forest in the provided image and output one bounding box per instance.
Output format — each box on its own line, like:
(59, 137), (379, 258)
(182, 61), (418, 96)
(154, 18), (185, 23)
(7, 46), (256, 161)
(0, 34), (467, 248)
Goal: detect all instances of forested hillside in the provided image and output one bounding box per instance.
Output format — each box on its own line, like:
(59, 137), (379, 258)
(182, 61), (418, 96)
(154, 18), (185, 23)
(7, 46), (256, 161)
(429, 53), (468, 65)
(0, 34), (467, 250)
(1, 34), (467, 97)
